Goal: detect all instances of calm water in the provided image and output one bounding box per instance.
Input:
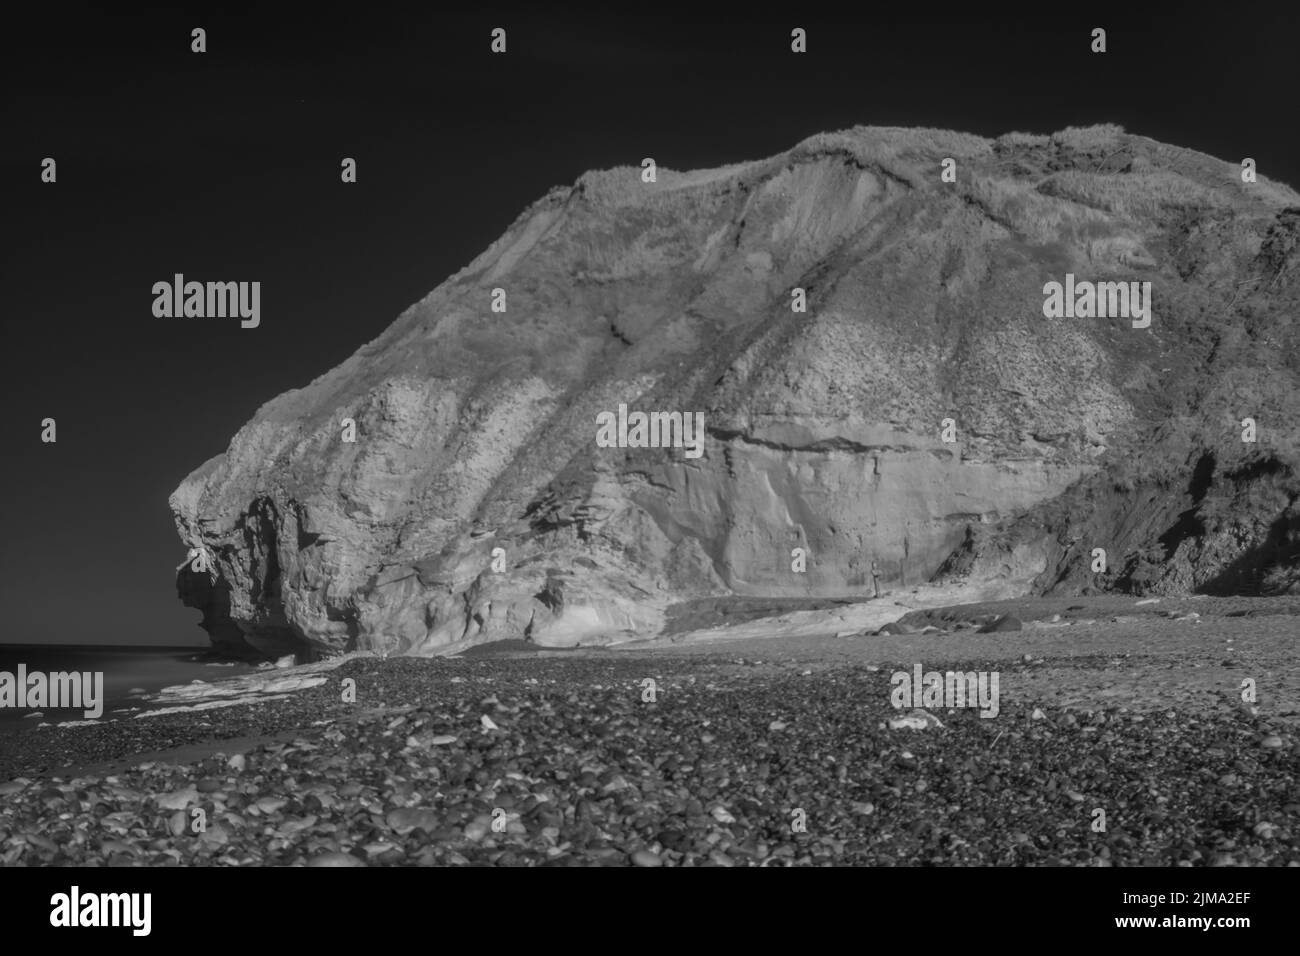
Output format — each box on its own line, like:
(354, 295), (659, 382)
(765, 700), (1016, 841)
(0, 645), (256, 733)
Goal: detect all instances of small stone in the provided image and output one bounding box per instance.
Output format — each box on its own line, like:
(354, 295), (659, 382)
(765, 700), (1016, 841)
(157, 788), (198, 811)
(481, 715), (499, 731)
(1031, 708), (1046, 720)
(199, 824), (229, 846)
(632, 849), (663, 867)
(768, 721), (787, 731)
(711, 805), (737, 824)
(227, 754), (246, 772)
(601, 775), (631, 793)
(306, 852), (366, 867)
(168, 810), (187, 836)
(978, 614), (1022, 633)
(1261, 735), (1284, 749)
(387, 808), (440, 833)
(890, 711), (942, 730)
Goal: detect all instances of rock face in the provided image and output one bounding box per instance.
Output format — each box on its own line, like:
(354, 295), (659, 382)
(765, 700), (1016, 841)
(171, 124), (1300, 658)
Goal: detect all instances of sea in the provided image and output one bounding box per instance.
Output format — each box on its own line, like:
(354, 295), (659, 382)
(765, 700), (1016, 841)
(0, 644), (258, 734)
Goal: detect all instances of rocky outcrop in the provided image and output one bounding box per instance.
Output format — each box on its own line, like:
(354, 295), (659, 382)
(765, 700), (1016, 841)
(171, 124), (1300, 658)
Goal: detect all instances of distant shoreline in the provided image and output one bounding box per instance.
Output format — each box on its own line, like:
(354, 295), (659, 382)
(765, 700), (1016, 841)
(0, 643), (212, 651)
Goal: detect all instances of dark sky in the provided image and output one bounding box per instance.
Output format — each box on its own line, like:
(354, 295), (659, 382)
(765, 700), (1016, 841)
(3, 4), (1297, 646)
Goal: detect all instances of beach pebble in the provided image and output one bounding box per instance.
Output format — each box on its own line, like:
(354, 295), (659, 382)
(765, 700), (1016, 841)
(157, 787), (198, 810)
(889, 715), (930, 731)
(306, 852), (366, 867)
(226, 754), (245, 772)
(1261, 735), (1284, 749)
(978, 614), (1022, 633)
(200, 825), (229, 847)
(387, 808), (439, 833)
(631, 849), (663, 867)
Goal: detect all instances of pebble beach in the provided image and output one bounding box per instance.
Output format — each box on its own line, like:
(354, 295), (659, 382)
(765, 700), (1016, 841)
(1, 597), (1296, 867)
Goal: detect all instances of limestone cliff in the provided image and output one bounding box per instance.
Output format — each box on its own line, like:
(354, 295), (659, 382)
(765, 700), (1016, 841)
(170, 124), (1300, 658)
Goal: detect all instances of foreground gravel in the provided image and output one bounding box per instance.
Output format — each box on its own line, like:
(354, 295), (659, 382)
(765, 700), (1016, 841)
(1, 652), (1296, 866)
